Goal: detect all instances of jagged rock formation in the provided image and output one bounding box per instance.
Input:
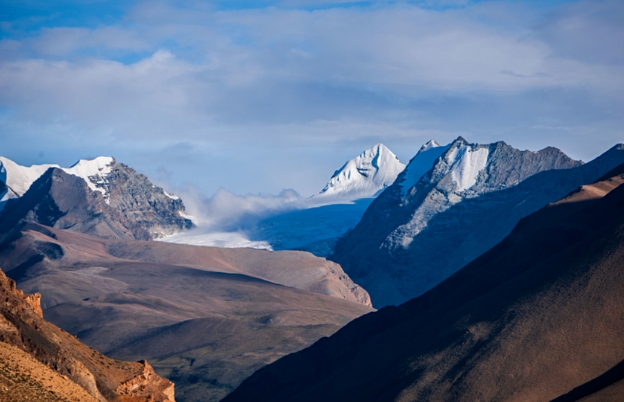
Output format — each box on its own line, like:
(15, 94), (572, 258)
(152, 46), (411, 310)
(331, 137), (624, 306)
(0, 168), (152, 241)
(0, 266), (175, 401)
(103, 161), (192, 238)
(0, 156), (192, 239)
(223, 162), (624, 402)
(0, 223), (372, 401)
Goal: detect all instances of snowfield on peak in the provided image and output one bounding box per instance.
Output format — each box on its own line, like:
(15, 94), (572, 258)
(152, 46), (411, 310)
(0, 156), (115, 200)
(313, 143), (405, 200)
(449, 146), (490, 192)
(63, 156), (115, 195)
(0, 156), (59, 199)
(399, 140), (449, 196)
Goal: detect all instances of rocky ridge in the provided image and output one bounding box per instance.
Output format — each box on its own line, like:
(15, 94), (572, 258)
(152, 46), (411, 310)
(332, 137), (624, 306)
(0, 156), (192, 239)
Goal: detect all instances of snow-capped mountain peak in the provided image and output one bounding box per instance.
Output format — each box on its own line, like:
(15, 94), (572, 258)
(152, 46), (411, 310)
(0, 156), (116, 204)
(314, 143), (405, 200)
(0, 156), (60, 199)
(419, 139), (441, 152)
(399, 140), (449, 196)
(64, 156), (115, 196)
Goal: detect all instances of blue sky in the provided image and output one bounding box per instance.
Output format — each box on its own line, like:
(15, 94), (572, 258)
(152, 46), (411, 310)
(1, 0), (622, 197)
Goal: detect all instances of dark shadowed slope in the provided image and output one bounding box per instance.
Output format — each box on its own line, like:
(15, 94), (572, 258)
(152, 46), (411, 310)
(224, 163), (624, 402)
(0, 224), (372, 402)
(332, 139), (624, 306)
(0, 267), (174, 401)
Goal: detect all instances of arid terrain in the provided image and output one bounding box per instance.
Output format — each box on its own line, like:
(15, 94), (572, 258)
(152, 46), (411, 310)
(224, 163), (624, 402)
(0, 223), (372, 401)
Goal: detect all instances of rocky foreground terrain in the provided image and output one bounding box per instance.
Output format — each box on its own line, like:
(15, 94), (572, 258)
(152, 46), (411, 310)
(0, 266), (174, 401)
(0, 222), (372, 401)
(225, 162), (624, 402)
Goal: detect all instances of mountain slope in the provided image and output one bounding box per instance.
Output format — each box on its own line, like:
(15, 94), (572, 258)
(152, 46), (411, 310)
(0, 156), (192, 238)
(0, 168), (152, 241)
(0, 223), (372, 401)
(223, 163), (624, 402)
(0, 266), (175, 401)
(313, 143), (405, 200)
(332, 138), (624, 306)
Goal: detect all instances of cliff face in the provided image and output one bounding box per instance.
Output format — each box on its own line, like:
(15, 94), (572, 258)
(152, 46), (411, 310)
(103, 162), (192, 238)
(331, 139), (624, 306)
(0, 168), (151, 241)
(0, 267), (175, 401)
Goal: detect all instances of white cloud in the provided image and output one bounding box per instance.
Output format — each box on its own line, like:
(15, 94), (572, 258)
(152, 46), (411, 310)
(1, 0), (623, 196)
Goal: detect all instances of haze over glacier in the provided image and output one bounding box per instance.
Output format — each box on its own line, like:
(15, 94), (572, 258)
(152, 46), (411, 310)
(160, 143), (406, 251)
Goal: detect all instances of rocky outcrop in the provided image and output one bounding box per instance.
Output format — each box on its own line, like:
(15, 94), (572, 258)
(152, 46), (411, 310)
(0, 267), (175, 401)
(331, 138), (624, 306)
(0, 168), (151, 241)
(103, 161), (192, 238)
(116, 360), (175, 401)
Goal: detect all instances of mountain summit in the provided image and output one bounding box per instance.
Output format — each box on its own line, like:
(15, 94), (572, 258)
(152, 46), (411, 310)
(314, 143), (405, 200)
(0, 156), (192, 239)
(224, 162), (624, 402)
(331, 137), (624, 306)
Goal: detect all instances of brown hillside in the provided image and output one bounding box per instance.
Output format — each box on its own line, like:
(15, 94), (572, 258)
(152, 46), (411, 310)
(224, 165), (624, 401)
(0, 224), (372, 401)
(0, 267), (174, 401)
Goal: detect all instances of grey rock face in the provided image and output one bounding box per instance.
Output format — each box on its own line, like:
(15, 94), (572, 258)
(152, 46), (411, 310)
(103, 161), (193, 238)
(331, 138), (624, 307)
(0, 157), (193, 240)
(0, 168), (151, 241)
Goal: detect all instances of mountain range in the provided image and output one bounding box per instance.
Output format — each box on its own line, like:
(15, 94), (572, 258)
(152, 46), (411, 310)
(245, 143), (405, 256)
(0, 156), (192, 239)
(224, 159), (624, 402)
(2, 140), (624, 402)
(331, 137), (624, 306)
(0, 155), (374, 401)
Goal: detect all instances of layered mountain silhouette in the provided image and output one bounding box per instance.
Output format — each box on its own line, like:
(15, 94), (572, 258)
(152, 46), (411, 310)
(0, 266), (175, 401)
(332, 137), (624, 306)
(224, 162), (624, 402)
(0, 222), (372, 401)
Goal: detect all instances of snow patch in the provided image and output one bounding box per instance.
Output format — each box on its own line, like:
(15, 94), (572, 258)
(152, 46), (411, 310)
(63, 156), (115, 196)
(400, 140), (450, 196)
(0, 156), (59, 196)
(164, 190), (180, 200)
(450, 147), (489, 191)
